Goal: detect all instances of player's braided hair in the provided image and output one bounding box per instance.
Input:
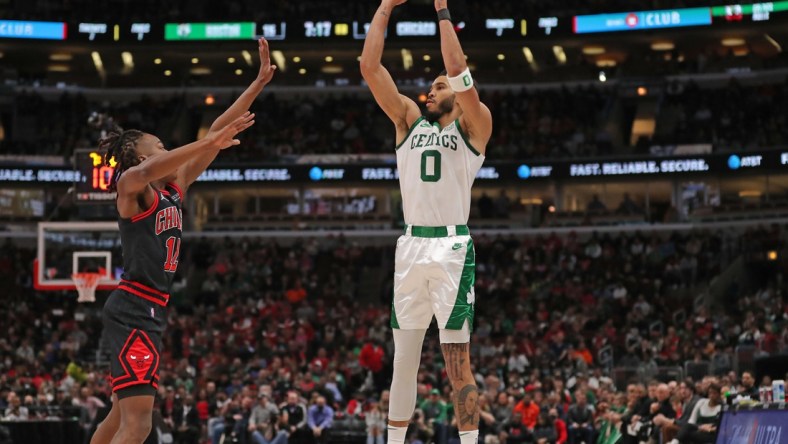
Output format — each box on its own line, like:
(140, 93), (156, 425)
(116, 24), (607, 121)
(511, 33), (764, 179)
(98, 127), (144, 192)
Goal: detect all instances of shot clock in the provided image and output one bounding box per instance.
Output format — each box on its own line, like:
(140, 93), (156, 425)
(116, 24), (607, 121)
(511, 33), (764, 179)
(73, 149), (117, 203)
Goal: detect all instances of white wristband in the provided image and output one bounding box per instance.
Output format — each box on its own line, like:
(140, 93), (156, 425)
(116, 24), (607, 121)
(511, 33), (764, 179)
(447, 68), (474, 92)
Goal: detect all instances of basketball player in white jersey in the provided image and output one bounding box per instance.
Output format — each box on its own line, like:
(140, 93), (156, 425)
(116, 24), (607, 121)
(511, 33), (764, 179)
(361, 1), (493, 443)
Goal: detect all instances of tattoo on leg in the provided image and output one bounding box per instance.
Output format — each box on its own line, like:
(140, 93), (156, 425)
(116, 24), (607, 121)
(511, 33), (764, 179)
(456, 384), (479, 427)
(441, 343), (468, 381)
(442, 343), (477, 427)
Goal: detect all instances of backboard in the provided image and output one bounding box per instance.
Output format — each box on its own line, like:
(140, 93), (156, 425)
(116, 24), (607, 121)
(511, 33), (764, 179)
(35, 222), (121, 291)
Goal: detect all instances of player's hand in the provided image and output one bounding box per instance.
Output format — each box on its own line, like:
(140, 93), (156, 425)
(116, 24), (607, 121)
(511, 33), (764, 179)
(255, 38), (277, 87)
(434, 0), (447, 11)
(205, 112), (255, 150)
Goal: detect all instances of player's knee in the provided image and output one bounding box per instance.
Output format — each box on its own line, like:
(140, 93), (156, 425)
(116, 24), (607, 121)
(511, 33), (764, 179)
(128, 422), (152, 441)
(121, 413), (152, 440)
(392, 345), (413, 361)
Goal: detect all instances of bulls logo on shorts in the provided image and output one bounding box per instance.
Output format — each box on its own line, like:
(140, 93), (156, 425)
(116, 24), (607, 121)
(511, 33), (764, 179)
(111, 329), (160, 391)
(129, 353), (152, 370)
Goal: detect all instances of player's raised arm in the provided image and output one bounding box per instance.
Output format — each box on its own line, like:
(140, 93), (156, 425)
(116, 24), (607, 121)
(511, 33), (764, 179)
(435, 0), (492, 154)
(210, 38), (276, 132)
(360, 0), (421, 133)
(115, 113), (255, 198)
(176, 37), (277, 189)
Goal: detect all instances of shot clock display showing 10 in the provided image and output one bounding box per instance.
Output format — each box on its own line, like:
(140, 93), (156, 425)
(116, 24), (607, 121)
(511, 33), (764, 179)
(73, 150), (118, 202)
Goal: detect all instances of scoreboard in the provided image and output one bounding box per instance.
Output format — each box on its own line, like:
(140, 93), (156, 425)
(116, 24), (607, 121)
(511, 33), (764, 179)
(2, 2), (788, 43)
(712, 2), (788, 22)
(74, 149), (117, 203)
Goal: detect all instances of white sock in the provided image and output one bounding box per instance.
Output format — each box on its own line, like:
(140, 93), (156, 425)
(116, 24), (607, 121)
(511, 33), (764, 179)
(459, 429), (479, 444)
(387, 425), (407, 444)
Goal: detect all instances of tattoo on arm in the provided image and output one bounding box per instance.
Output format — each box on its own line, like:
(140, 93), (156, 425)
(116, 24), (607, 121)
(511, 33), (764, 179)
(380, 9), (389, 16)
(456, 384), (479, 427)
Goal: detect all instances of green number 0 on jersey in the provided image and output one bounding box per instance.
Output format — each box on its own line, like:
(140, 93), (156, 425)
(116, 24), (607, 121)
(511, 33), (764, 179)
(420, 150), (442, 182)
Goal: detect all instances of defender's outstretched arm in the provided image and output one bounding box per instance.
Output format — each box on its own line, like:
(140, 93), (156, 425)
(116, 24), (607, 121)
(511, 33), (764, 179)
(177, 38), (277, 189)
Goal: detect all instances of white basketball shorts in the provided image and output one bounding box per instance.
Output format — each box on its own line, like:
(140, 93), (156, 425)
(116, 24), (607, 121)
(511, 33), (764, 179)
(391, 224), (476, 332)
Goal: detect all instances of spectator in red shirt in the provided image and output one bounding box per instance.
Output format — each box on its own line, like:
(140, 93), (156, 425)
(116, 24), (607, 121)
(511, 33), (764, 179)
(513, 391), (541, 430)
(196, 388), (210, 422)
(346, 391), (367, 416)
(571, 339), (594, 366)
(286, 279), (307, 304)
(359, 340), (384, 373)
(550, 407), (568, 444)
(359, 339), (386, 391)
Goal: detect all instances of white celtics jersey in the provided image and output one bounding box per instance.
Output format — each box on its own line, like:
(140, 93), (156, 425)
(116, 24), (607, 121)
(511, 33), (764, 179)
(396, 116), (485, 226)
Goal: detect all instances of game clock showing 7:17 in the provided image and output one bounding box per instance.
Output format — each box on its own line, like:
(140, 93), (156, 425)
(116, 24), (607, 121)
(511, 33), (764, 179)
(73, 149), (117, 204)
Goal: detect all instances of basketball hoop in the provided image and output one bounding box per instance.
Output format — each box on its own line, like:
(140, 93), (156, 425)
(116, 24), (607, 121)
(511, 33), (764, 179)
(72, 273), (102, 303)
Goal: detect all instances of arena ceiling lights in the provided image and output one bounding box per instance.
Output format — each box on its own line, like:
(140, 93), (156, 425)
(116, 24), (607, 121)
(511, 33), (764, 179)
(190, 66), (211, 75)
(271, 50), (286, 72)
(241, 50), (253, 66)
(121, 51), (134, 74)
(49, 53), (72, 61)
(47, 64), (69, 72)
(764, 34), (782, 52)
(650, 41), (675, 51)
(722, 37), (746, 46)
(582, 46), (605, 55)
(733, 47), (750, 56)
(90, 51), (105, 79)
(521, 47), (535, 64)
(321, 65), (343, 74)
(552, 45), (567, 64)
(401, 48), (413, 70)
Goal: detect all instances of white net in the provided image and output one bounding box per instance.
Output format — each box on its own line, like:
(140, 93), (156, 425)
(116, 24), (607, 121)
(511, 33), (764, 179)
(72, 273), (102, 303)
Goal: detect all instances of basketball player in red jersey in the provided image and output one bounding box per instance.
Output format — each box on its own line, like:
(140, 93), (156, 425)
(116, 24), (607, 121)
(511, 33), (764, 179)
(90, 38), (276, 444)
